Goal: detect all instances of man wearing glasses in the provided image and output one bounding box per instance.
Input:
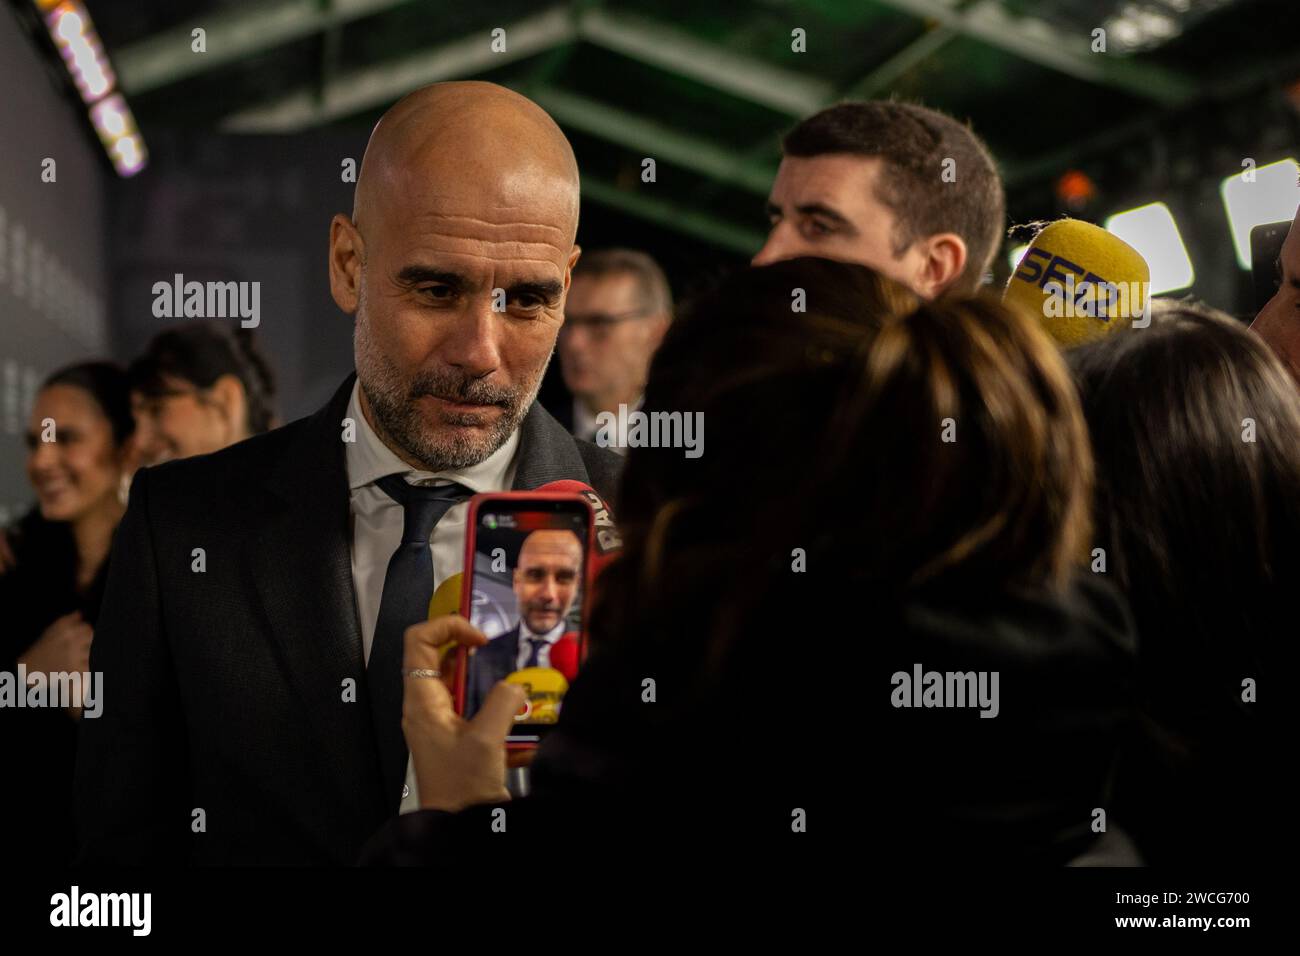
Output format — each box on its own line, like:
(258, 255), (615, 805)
(556, 249), (672, 452)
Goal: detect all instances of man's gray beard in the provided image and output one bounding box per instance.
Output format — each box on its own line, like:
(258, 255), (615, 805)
(354, 306), (546, 471)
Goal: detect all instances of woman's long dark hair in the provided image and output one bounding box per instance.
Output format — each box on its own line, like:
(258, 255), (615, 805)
(1070, 300), (1300, 739)
(589, 258), (1095, 710)
(128, 321), (278, 433)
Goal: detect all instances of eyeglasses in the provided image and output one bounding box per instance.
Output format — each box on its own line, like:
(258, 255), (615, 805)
(559, 308), (655, 340)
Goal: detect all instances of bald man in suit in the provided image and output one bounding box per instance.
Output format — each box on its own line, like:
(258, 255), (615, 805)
(465, 529), (584, 719)
(76, 82), (620, 865)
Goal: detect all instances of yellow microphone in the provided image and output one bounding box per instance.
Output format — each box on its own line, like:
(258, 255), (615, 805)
(428, 572), (463, 668)
(428, 571), (463, 619)
(505, 667), (569, 724)
(1003, 219), (1151, 348)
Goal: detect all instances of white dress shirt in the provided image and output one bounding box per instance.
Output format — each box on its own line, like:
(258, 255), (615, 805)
(344, 379), (519, 813)
(514, 619), (567, 672)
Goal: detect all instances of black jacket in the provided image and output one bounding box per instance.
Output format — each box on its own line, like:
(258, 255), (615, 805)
(1, 507), (111, 865)
(1112, 621), (1283, 867)
(74, 372), (622, 865)
(361, 574), (1138, 866)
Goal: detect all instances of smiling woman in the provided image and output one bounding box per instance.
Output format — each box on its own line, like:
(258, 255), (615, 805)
(126, 321), (279, 465)
(1, 360), (136, 866)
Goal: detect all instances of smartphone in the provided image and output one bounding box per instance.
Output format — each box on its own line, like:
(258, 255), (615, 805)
(1251, 220), (1292, 312)
(454, 492), (595, 747)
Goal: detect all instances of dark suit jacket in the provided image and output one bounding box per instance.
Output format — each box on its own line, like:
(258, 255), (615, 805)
(465, 625), (522, 718)
(74, 372), (622, 865)
(464, 625), (580, 715)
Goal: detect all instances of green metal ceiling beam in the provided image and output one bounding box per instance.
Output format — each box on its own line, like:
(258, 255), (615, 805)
(222, 6), (576, 131)
(579, 178), (764, 255)
(533, 87), (775, 195)
(220, 20), (778, 195)
(116, 0), (415, 95)
(117, 0), (1206, 116)
(119, 1), (832, 118)
(841, 23), (959, 100)
(575, 8), (832, 116)
(871, 0), (1199, 106)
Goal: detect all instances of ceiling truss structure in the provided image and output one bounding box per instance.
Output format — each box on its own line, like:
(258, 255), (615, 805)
(108, 0), (1292, 248)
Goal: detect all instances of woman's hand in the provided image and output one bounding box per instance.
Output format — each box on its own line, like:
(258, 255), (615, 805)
(18, 611), (94, 719)
(401, 615), (527, 812)
(19, 611), (93, 676)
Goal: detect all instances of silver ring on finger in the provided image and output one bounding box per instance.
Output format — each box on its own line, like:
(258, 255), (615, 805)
(404, 667), (442, 680)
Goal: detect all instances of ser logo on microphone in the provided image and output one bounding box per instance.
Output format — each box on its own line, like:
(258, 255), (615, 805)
(1012, 246), (1145, 321)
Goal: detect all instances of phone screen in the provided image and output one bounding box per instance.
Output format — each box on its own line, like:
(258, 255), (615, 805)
(462, 497), (591, 743)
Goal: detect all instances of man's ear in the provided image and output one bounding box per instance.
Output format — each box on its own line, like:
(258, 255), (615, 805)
(915, 233), (968, 300)
(563, 244), (582, 291)
(329, 214), (364, 314)
(647, 312), (672, 350)
(210, 374), (248, 436)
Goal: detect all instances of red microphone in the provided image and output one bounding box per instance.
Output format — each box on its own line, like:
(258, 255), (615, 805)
(534, 481), (618, 681)
(534, 479), (621, 581)
(550, 632), (581, 681)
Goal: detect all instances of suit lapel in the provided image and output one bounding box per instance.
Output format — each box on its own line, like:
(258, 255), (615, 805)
(247, 372), (385, 819)
(500, 625), (520, 669)
(511, 402), (592, 490)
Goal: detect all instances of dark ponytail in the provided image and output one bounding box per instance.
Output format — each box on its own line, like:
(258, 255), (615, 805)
(128, 321), (279, 435)
(231, 325), (279, 433)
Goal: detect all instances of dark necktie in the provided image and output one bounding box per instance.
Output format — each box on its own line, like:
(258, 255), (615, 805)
(524, 636), (547, 669)
(368, 473), (473, 812)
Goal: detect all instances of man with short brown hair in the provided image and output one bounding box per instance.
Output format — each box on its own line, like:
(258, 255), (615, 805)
(753, 100), (1005, 299)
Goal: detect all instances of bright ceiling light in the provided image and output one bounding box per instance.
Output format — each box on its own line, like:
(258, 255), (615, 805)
(1220, 158), (1300, 269)
(1104, 201), (1195, 293)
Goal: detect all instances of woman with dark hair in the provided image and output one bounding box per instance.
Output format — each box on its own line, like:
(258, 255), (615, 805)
(362, 259), (1136, 865)
(0, 360), (137, 864)
(128, 321), (278, 464)
(1071, 299), (1300, 866)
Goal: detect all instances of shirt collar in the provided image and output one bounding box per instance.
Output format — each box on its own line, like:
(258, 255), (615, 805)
(344, 378), (520, 492)
(519, 619), (566, 644)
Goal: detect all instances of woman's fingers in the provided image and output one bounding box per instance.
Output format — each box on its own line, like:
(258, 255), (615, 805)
(401, 622), (525, 804)
(52, 611), (82, 631)
(402, 614), (487, 671)
(404, 664), (454, 711)
(473, 681), (528, 743)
